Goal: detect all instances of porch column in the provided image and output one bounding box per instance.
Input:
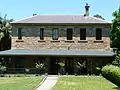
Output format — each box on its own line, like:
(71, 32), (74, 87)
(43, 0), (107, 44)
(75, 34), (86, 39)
(73, 57), (77, 74)
(45, 57), (49, 73)
(87, 58), (96, 74)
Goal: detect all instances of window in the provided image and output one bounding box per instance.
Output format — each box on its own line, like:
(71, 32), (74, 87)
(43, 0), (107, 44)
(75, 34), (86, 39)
(40, 28), (44, 40)
(67, 28), (73, 40)
(18, 28), (22, 39)
(96, 28), (102, 40)
(80, 28), (86, 40)
(52, 28), (59, 40)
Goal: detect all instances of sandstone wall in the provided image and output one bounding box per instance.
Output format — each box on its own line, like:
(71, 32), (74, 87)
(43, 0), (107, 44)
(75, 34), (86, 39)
(12, 25), (110, 50)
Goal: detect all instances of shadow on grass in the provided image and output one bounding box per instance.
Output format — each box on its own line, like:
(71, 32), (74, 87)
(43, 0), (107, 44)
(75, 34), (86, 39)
(113, 87), (120, 90)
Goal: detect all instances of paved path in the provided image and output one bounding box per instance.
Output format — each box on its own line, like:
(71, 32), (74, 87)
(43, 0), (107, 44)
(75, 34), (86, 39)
(36, 75), (58, 90)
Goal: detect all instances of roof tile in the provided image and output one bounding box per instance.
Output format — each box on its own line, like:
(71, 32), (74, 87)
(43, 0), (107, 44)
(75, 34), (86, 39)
(11, 15), (110, 24)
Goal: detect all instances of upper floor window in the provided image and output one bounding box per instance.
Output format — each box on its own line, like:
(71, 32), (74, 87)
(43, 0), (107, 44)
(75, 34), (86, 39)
(52, 28), (59, 40)
(67, 28), (73, 40)
(40, 28), (44, 40)
(96, 28), (102, 40)
(18, 28), (22, 39)
(80, 28), (86, 40)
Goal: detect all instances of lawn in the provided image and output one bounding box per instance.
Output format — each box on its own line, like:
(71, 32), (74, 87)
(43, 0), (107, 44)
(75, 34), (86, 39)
(0, 76), (43, 90)
(52, 76), (118, 90)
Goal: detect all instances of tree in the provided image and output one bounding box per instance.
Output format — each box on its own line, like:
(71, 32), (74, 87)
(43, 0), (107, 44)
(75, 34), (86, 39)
(0, 14), (13, 51)
(93, 14), (105, 20)
(111, 7), (120, 49)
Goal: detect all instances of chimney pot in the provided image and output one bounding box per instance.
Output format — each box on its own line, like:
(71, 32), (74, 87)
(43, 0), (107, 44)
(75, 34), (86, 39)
(85, 3), (90, 16)
(33, 14), (37, 16)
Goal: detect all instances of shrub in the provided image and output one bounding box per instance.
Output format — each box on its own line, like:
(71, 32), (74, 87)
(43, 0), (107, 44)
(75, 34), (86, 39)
(96, 67), (102, 75)
(102, 65), (120, 87)
(58, 62), (65, 75)
(0, 66), (6, 73)
(35, 62), (46, 75)
(58, 62), (65, 68)
(25, 68), (30, 74)
(112, 54), (120, 67)
(75, 61), (86, 75)
(0, 66), (7, 77)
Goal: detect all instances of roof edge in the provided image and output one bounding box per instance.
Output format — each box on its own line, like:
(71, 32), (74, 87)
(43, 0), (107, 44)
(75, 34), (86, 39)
(11, 22), (111, 26)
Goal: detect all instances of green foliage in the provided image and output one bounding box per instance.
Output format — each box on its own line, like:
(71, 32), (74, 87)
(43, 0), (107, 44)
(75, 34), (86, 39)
(112, 54), (120, 66)
(0, 14), (12, 41)
(111, 7), (120, 48)
(96, 67), (101, 71)
(76, 61), (86, 69)
(75, 61), (86, 75)
(25, 68), (30, 74)
(102, 65), (120, 86)
(0, 61), (6, 75)
(0, 14), (13, 51)
(0, 66), (6, 72)
(35, 62), (44, 69)
(58, 62), (65, 75)
(96, 67), (102, 75)
(93, 14), (105, 20)
(35, 62), (46, 75)
(0, 66), (6, 76)
(58, 62), (65, 68)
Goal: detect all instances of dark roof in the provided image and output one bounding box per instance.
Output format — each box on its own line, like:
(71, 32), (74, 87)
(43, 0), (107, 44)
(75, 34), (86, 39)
(11, 15), (111, 25)
(0, 49), (115, 57)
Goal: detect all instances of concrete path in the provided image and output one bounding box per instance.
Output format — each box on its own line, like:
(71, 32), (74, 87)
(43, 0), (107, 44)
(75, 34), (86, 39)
(36, 75), (58, 90)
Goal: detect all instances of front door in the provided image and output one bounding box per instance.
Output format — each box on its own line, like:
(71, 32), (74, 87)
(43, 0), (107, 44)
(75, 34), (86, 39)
(49, 57), (59, 74)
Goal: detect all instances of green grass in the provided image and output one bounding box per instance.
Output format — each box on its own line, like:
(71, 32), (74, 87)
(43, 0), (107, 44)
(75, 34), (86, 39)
(52, 76), (118, 90)
(0, 76), (43, 90)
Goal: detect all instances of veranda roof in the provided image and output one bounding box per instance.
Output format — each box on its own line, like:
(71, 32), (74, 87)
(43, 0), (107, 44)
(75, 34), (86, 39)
(0, 49), (115, 57)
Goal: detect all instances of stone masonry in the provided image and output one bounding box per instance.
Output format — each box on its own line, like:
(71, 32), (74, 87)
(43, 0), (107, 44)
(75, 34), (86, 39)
(12, 25), (110, 50)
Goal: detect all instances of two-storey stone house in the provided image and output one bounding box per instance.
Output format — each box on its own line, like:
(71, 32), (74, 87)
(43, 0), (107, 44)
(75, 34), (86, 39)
(0, 4), (114, 74)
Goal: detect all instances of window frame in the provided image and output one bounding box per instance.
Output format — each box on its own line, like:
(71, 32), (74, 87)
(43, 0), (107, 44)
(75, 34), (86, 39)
(18, 28), (22, 40)
(52, 28), (59, 40)
(96, 28), (102, 40)
(66, 28), (73, 40)
(40, 28), (44, 40)
(80, 28), (86, 40)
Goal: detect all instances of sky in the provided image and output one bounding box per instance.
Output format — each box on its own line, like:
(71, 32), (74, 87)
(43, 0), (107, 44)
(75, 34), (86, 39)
(0, 0), (119, 22)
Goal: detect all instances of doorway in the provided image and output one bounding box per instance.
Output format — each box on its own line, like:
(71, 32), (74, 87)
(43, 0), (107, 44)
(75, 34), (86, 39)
(49, 57), (59, 74)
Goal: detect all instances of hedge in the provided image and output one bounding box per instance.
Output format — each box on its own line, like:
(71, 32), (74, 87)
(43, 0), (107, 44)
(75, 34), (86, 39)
(102, 65), (120, 87)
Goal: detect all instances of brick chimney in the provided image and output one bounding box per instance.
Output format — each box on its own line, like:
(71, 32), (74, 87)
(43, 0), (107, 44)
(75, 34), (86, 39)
(84, 3), (90, 16)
